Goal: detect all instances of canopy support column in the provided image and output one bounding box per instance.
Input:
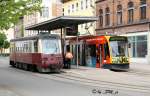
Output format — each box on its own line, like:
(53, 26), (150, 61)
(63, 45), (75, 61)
(61, 28), (65, 66)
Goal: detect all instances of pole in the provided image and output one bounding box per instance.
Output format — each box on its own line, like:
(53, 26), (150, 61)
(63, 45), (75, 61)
(76, 31), (79, 68)
(148, 23), (150, 64)
(60, 28), (65, 65)
(112, 0), (115, 34)
(48, 30), (51, 34)
(64, 28), (66, 52)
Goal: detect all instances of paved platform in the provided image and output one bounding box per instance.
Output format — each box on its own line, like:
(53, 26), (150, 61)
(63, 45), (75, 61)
(61, 63), (150, 90)
(129, 63), (149, 70)
(67, 63), (150, 72)
(62, 63), (150, 83)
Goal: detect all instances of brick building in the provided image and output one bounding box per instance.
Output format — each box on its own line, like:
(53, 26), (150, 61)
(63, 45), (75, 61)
(96, 0), (150, 64)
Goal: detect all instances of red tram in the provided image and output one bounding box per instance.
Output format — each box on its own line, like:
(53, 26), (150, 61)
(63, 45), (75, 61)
(9, 33), (63, 72)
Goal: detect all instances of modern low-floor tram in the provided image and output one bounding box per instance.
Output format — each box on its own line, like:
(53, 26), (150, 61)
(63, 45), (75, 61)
(67, 35), (130, 71)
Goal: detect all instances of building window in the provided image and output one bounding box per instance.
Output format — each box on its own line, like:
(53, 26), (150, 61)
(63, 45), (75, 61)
(72, 4), (74, 12)
(62, 8), (64, 16)
(86, 0), (88, 8)
(117, 5), (122, 25)
(81, 1), (83, 10)
(68, 6), (70, 14)
(40, 7), (49, 18)
(76, 3), (78, 11)
(99, 9), (103, 27)
(128, 2), (134, 23)
(105, 7), (110, 26)
(128, 35), (147, 57)
(140, 0), (147, 20)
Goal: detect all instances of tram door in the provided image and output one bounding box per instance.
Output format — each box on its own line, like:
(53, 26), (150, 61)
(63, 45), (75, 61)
(99, 44), (103, 67)
(96, 44), (103, 68)
(71, 44), (76, 65)
(85, 44), (96, 67)
(79, 43), (85, 66)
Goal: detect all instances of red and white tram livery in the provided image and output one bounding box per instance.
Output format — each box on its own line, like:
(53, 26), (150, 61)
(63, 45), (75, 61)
(9, 33), (63, 72)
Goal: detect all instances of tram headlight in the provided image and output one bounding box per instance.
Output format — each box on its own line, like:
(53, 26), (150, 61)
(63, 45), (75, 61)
(104, 60), (107, 63)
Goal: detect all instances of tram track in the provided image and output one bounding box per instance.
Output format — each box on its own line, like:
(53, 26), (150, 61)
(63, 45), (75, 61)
(7, 65), (150, 93)
(49, 72), (150, 93)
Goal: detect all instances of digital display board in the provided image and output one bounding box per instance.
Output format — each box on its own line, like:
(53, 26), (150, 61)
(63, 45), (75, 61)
(109, 36), (128, 41)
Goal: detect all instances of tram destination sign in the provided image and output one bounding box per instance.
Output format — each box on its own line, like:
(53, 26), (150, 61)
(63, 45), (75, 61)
(109, 36), (127, 41)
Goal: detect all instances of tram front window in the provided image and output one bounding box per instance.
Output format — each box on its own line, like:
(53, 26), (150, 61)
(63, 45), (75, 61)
(42, 39), (61, 54)
(110, 41), (128, 57)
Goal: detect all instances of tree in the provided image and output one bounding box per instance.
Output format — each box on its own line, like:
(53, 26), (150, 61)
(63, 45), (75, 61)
(0, 32), (7, 54)
(0, 0), (41, 30)
(3, 41), (10, 49)
(0, 32), (7, 48)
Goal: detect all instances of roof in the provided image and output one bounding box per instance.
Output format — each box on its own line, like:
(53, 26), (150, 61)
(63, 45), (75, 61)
(25, 16), (98, 31)
(10, 33), (60, 42)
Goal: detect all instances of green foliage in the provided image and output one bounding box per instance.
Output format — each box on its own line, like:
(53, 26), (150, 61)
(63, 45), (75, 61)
(0, 32), (7, 48)
(0, 0), (42, 30)
(3, 41), (10, 49)
(0, 32), (10, 55)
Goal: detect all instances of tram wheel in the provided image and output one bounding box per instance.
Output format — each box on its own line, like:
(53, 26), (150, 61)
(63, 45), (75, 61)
(23, 64), (29, 71)
(16, 63), (19, 68)
(29, 65), (36, 72)
(37, 66), (50, 73)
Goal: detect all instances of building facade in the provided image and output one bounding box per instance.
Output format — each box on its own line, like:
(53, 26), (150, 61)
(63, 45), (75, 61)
(14, 17), (24, 38)
(62, 0), (96, 35)
(96, 0), (150, 64)
(14, 0), (63, 38)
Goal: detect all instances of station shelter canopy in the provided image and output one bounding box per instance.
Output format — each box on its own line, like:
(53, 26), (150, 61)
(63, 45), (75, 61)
(25, 16), (98, 31)
(25, 16), (98, 68)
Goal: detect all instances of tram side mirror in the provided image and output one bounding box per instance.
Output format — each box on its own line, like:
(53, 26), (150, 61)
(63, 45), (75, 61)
(128, 43), (131, 48)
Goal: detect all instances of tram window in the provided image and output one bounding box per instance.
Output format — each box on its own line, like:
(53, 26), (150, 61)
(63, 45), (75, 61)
(16, 47), (18, 52)
(66, 45), (70, 51)
(90, 45), (96, 56)
(18, 46), (20, 52)
(42, 39), (60, 54)
(12, 47), (13, 52)
(10, 48), (11, 53)
(104, 43), (110, 59)
(34, 41), (38, 52)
